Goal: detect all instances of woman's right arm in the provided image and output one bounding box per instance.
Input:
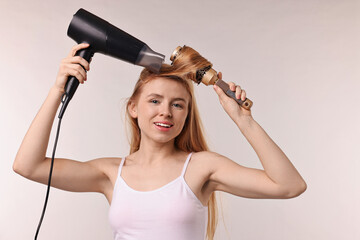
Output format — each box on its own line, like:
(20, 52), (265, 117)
(13, 43), (112, 194)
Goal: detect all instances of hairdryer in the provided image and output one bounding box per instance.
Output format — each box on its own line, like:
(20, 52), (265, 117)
(59, 8), (165, 118)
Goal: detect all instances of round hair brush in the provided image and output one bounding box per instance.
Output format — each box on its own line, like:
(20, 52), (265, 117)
(170, 46), (253, 110)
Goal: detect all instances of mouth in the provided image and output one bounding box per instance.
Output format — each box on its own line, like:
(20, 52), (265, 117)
(154, 122), (173, 129)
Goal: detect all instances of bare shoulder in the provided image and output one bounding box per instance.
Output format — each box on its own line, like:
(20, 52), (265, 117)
(190, 151), (224, 182)
(87, 157), (121, 170)
(88, 157), (122, 181)
(191, 151), (224, 173)
(191, 151), (246, 192)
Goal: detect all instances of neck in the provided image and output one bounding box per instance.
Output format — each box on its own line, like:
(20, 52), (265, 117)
(131, 138), (181, 166)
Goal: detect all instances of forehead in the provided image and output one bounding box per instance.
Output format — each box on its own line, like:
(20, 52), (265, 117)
(140, 77), (190, 101)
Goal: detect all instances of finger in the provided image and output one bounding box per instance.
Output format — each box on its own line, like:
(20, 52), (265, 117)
(67, 69), (85, 84)
(241, 89), (246, 101)
(68, 64), (87, 83)
(228, 81), (237, 91)
(235, 85), (242, 99)
(67, 43), (90, 58)
(69, 56), (90, 71)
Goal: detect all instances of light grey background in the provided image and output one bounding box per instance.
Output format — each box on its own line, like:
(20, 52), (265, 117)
(1, 0), (359, 239)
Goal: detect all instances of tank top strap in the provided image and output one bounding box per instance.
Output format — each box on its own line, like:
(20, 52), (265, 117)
(180, 152), (193, 177)
(118, 157), (126, 177)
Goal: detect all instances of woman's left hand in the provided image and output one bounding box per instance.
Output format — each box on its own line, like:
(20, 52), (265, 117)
(213, 72), (252, 122)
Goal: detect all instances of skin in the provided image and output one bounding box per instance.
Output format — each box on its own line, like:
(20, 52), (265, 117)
(13, 43), (306, 206)
(128, 78), (191, 160)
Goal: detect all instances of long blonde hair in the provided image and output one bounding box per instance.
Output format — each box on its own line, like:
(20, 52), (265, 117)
(125, 46), (218, 240)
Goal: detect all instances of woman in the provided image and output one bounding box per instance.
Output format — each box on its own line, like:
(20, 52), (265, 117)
(13, 43), (306, 240)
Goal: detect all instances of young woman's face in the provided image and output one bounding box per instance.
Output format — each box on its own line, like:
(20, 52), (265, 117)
(129, 77), (191, 144)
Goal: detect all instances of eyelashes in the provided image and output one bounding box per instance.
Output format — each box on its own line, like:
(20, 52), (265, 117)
(149, 99), (184, 109)
(173, 103), (183, 109)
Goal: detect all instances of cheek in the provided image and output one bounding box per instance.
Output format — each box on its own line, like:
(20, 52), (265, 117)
(175, 110), (189, 129)
(136, 105), (156, 126)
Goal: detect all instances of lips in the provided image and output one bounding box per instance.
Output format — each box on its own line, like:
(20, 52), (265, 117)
(154, 122), (173, 128)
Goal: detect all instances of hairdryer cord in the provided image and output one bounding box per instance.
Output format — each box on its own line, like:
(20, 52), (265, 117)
(34, 116), (63, 239)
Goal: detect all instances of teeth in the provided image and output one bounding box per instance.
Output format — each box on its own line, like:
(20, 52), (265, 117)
(155, 122), (172, 128)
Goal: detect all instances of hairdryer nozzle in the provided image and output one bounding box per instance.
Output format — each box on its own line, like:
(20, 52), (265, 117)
(136, 45), (165, 73)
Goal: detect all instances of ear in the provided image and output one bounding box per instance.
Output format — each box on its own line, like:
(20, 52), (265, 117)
(128, 100), (138, 118)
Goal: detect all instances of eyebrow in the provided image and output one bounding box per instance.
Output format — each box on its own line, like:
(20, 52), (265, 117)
(146, 93), (187, 102)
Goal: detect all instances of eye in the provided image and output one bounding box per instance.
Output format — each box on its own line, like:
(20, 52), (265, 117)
(173, 103), (183, 109)
(150, 99), (159, 104)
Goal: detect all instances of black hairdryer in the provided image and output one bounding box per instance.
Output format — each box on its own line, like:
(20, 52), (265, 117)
(59, 8), (165, 118)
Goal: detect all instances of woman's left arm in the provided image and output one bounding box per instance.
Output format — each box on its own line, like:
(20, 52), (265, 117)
(209, 73), (307, 199)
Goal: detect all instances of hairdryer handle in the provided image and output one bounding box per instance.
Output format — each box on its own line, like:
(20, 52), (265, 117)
(215, 79), (253, 110)
(58, 47), (94, 119)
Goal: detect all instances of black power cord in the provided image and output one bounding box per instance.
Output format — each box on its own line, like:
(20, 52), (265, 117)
(34, 113), (63, 239)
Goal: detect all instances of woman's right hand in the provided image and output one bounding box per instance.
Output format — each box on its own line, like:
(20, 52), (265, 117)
(54, 43), (91, 92)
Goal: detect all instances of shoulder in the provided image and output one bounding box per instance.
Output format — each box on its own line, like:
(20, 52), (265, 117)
(86, 157), (122, 181)
(87, 157), (121, 169)
(192, 151), (242, 183)
(191, 151), (222, 176)
(192, 151), (220, 158)
(192, 151), (223, 164)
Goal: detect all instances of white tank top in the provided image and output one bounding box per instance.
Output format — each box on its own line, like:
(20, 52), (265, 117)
(108, 152), (208, 240)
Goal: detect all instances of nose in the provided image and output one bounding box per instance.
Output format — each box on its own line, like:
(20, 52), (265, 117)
(159, 104), (172, 118)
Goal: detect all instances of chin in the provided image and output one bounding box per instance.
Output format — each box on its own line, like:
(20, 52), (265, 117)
(150, 132), (180, 145)
(140, 125), (183, 144)
(153, 135), (177, 144)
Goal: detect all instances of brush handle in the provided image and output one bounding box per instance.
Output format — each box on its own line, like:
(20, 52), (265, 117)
(215, 79), (253, 110)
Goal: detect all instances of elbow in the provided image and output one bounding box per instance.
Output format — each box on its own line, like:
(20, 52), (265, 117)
(277, 180), (307, 199)
(13, 160), (21, 174)
(13, 159), (32, 178)
(13, 160), (23, 176)
(284, 181), (307, 199)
